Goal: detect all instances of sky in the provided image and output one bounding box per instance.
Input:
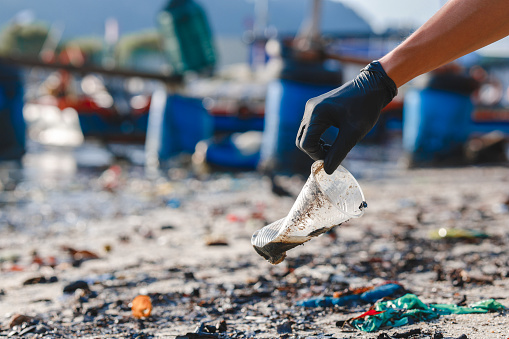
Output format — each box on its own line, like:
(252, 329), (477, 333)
(337, 0), (444, 33)
(338, 0), (509, 56)
(1, 0), (508, 56)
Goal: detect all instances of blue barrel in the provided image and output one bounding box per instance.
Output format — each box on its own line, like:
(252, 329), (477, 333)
(260, 47), (342, 174)
(204, 133), (261, 170)
(0, 62), (25, 161)
(77, 111), (148, 142)
(260, 79), (340, 174)
(145, 89), (213, 164)
(403, 89), (473, 164)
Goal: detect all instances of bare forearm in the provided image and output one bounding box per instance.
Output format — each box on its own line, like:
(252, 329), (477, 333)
(380, 0), (509, 87)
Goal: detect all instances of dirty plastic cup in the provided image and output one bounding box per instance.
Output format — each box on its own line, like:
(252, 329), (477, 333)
(252, 160), (366, 264)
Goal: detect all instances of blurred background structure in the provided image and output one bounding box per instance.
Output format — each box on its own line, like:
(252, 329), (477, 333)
(0, 0), (508, 181)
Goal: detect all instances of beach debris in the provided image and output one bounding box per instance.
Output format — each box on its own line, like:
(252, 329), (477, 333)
(98, 165), (122, 191)
(344, 294), (505, 332)
(276, 320), (293, 334)
(376, 329), (422, 339)
(392, 328), (421, 338)
(465, 131), (507, 164)
(297, 283), (405, 308)
(9, 314), (33, 328)
(23, 275), (58, 285)
(61, 246), (100, 263)
(131, 295), (152, 318)
(429, 228), (489, 240)
(166, 197), (181, 208)
(204, 235), (229, 246)
(176, 322), (221, 338)
(176, 333), (219, 339)
(63, 280), (90, 294)
(448, 268), (494, 287)
(215, 319), (227, 333)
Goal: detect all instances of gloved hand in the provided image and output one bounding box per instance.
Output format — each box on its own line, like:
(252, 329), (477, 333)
(296, 61), (398, 174)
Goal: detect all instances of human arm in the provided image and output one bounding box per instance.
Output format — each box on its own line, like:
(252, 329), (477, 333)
(297, 0), (509, 174)
(381, 0), (509, 87)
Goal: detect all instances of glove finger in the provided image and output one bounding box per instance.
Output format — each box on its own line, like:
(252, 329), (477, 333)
(323, 129), (358, 174)
(296, 122), (330, 161)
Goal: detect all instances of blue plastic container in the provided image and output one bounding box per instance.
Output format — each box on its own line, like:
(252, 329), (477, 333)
(146, 89), (213, 163)
(403, 89), (473, 163)
(77, 112), (148, 142)
(260, 79), (339, 174)
(204, 135), (260, 170)
(212, 115), (264, 133)
(0, 63), (25, 161)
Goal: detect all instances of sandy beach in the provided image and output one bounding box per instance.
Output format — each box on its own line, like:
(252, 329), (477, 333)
(1, 143), (509, 338)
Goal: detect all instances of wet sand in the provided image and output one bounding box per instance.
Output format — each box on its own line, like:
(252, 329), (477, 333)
(1, 146), (509, 338)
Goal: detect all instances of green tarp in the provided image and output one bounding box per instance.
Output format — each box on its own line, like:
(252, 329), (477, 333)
(351, 294), (505, 332)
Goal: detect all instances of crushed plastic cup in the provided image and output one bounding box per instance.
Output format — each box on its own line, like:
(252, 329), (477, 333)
(252, 160), (366, 264)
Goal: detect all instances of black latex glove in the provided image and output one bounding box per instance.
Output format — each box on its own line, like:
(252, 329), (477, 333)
(296, 61), (398, 174)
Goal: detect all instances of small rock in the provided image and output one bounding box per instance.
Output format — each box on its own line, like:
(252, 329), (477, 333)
(9, 314), (33, 328)
(23, 276), (58, 285)
(18, 325), (37, 336)
(276, 320), (293, 334)
(216, 319), (227, 333)
(63, 280), (90, 294)
(203, 325), (216, 333)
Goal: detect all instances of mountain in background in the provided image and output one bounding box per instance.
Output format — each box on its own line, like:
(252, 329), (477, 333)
(0, 0), (373, 66)
(0, 0), (372, 38)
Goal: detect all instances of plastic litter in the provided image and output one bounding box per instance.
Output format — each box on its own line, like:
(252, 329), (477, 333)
(429, 228), (489, 240)
(252, 160), (366, 264)
(131, 295), (152, 319)
(297, 283), (403, 308)
(350, 294), (505, 332)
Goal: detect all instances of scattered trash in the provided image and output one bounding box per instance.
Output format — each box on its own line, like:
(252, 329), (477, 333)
(9, 314), (33, 328)
(276, 320), (293, 334)
(345, 294), (505, 332)
(215, 319), (227, 333)
(465, 131), (507, 164)
(61, 246), (100, 267)
(204, 235), (229, 246)
(392, 328), (421, 338)
(176, 322), (225, 339)
(176, 333), (219, 339)
(1, 136), (508, 337)
(166, 198), (181, 208)
(23, 276), (58, 285)
(131, 295), (152, 319)
(297, 283), (404, 308)
(98, 165), (122, 191)
(63, 280), (90, 294)
(252, 161), (366, 265)
(429, 228), (489, 240)
(448, 268), (494, 287)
